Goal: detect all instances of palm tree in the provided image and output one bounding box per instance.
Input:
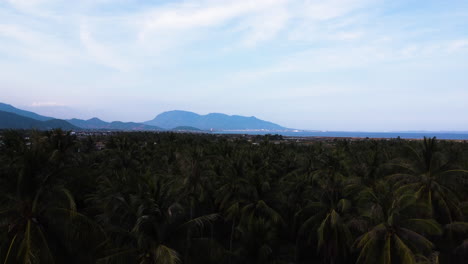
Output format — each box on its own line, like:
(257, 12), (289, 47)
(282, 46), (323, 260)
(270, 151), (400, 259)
(214, 155), (251, 263)
(92, 169), (218, 264)
(438, 222), (468, 263)
(296, 162), (353, 264)
(388, 137), (468, 224)
(0, 130), (104, 264)
(354, 180), (442, 264)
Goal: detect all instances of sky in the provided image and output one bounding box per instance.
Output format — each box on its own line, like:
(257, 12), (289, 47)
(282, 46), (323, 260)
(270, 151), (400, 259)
(1, 0), (468, 131)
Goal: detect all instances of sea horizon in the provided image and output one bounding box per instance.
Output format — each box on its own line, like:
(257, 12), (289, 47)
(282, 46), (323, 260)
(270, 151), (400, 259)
(213, 130), (468, 140)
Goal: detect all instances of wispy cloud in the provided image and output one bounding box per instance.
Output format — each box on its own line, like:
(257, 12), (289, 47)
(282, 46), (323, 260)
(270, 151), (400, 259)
(447, 39), (468, 53)
(231, 38), (468, 82)
(0, 24), (36, 43)
(31, 101), (66, 107)
(0, 22), (79, 65)
(79, 23), (131, 71)
(1, 0), (468, 130)
(139, 0), (286, 34)
(4, 0), (465, 70)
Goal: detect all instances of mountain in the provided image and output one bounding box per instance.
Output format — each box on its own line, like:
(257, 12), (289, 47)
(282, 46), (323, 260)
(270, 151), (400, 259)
(23, 105), (88, 120)
(106, 121), (162, 131)
(144, 110), (286, 130)
(0, 110), (78, 130)
(68, 118), (162, 131)
(68, 118), (108, 128)
(0, 103), (53, 121)
(0, 102), (286, 131)
(172, 126), (202, 131)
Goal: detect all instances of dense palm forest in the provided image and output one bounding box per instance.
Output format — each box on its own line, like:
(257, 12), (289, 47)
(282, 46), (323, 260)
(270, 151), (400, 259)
(1, 130), (467, 264)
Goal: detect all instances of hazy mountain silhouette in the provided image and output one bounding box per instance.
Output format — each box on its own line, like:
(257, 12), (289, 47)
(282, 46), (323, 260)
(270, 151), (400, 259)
(0, 110), (78, 130)
(144, 110), (286, 130)
(0, 102), (287, 131)
(68, 118), (162, 131)
(68, 117), (108, 128)
(172, 126), (202, 131)
(0, 103), (53, 121)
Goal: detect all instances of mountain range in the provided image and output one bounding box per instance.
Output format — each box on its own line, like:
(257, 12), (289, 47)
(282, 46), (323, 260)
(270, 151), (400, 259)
(0, 102), (53, 121)
(67, 118), (161, 131)
(0, 110), (78, 130)
(144, 110), (285, 130)
(0, 103), (287, 131)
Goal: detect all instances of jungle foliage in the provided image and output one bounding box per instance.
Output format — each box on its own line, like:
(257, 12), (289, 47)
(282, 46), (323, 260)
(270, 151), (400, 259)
(1, 130), (467, 264)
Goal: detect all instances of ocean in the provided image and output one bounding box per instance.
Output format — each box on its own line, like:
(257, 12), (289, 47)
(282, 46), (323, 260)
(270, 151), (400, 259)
(214, 131), (468, 140)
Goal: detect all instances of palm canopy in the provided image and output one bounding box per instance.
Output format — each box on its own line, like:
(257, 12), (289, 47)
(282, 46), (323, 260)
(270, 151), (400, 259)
(294, 155), (355, 264)
(90, 168), (219, 264)
(388, 137), (468, 223)
(354, 180), (442, 264)
(1, 131), (468, 264)
(0, 130), (105, 264)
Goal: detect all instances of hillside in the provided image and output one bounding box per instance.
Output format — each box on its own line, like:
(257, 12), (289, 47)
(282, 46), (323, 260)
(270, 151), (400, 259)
(68, 118), (162, 131)
(0, 102), (53, 121)
(0, 102), (286, 131)
(145, 110), (286, 130)
(172, 126), (202, 131)
(0, 110), (78, 130)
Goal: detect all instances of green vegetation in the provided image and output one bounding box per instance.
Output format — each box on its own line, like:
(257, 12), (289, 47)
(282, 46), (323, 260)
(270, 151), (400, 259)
(1, 130), (467, 264)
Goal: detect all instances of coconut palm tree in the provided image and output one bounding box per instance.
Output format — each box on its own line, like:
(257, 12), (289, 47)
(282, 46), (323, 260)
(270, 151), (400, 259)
(0, 130), (104, 264)
(354, 180), (442, 264)
(296, 162), (354, 264)
(91, 169), (218, 264)
(214, 155), (253, 263)
(388, 137), (468, 224)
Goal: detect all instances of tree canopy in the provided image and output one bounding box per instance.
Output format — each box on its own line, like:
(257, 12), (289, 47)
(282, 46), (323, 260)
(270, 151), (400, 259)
(1, 130), (467, 263)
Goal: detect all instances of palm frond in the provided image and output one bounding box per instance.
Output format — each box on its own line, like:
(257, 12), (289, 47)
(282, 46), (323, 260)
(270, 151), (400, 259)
(3, 234), (17, 264)
(154, 245), (181, 264)
(337, 199), (352, 213)
(444, 222), (468, 234)
(97, 249), (137, 264)
(398, 228), (434, 253)
(393, 235), (416, 264)
(403, 219), (442, 236)
(178, 213), (219, 232)
(355, 231), (380, 264)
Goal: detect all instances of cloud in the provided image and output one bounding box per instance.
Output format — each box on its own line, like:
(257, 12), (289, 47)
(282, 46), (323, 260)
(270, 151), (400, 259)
(300, 0), (371, 21)
(1, 0), (468, 130)
(237, 6), (290, 47)
(0, 0), (408, 70)
(331, 31), (364, 41)
(31, 101), (66, 107)
(230, 37), (468, 83)
(0, 22), (79, 65)
(140, 1), (285, 30)
(447, 39), (468, 53)
(79, 23), (131, 71)
(137, 0), (289, 44)
(6, 0), (50, 9)
(0, 24), (36, 43)
(5, 0), (61, 19)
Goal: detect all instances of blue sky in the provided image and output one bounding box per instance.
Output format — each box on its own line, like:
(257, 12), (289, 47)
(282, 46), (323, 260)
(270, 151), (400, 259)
(1, 0), (468, 131)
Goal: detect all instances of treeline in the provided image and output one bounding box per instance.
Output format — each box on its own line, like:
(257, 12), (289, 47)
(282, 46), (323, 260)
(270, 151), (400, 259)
(1, 130), (467, 264)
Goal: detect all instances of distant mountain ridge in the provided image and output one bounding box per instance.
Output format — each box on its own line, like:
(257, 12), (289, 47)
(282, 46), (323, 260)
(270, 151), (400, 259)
(0, 103), (53, 121)
(0, 102), (288, 131)
(0, 110), (78, 130)
(67, 118), (162, 131)
(144, 110), (286, 130)
(172, 126), (201, 131)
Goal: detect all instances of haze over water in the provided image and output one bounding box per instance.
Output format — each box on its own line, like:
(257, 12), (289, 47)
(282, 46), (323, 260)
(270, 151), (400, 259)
(215, 131), (468, 140)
